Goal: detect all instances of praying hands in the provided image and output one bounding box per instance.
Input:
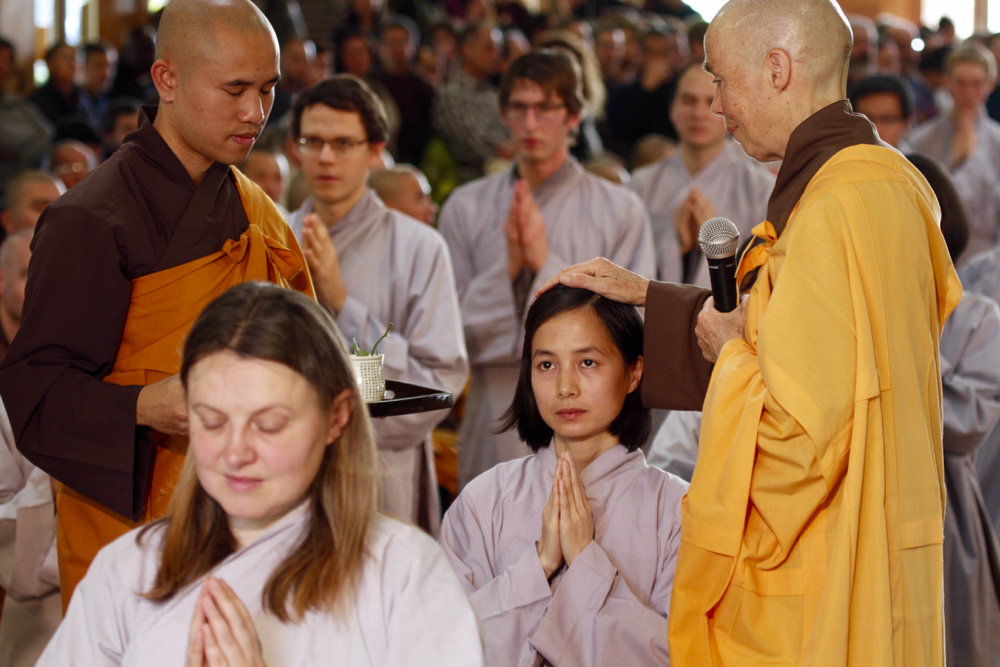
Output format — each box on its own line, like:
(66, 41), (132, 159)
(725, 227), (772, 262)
(185, 578), (266, 667)
(301, 213), (348, 313)
(537, 451), (595, 579)
(505, 179), (550, 282)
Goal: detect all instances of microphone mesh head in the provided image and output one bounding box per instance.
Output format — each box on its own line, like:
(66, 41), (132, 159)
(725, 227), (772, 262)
(698, 217), (740, 258)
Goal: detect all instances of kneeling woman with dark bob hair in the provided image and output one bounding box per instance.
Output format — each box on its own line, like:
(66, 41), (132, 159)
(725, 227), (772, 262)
(438, 285), (688, 666)
(37, 282), (484, 667)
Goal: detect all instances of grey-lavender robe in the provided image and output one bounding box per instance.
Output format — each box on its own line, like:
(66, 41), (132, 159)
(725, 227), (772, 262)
(438, 159), (655, 488)
(289, 190), (469, 534)
(909, 110), (1000, 264)
(629, 141), (775, 286)
(938, 292), (1000, 667)
(37, 506), (485, 666)
(438, 444), (687, 666)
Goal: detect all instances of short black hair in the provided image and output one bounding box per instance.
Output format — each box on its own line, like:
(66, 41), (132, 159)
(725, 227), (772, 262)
(849, 74), (914, 120)
(82, 41), (111, 62)
(499, 285), (650, 452)
(382, 16), (420, 48)
(44, 40), (72, 64)
(290, 75), (389, 145)
(0, 37), (14, 60)
(906, 153), (969, 264)
(102, 96), (142, 134)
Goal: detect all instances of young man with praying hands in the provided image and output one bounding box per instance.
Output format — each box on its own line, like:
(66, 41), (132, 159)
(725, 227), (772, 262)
(438, 50), (655, 490)
(287, 76), (468, 535)
(542, 0), (961, 663)
(0, 0), (312, 608)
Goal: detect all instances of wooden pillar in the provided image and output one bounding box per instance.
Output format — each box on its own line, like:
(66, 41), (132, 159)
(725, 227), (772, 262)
(835, 0), (921, 25)
(98, 0), (146, 49)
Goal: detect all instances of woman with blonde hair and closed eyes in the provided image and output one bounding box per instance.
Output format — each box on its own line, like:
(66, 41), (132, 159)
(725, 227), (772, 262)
(37, 282), (484, 667)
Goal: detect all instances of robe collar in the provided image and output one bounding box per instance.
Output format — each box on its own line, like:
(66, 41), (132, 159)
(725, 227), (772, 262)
(130, 106), (234, 194)
(538, 441), (645, 488)
(508, 157), (583, 207)
(766, 100), (883, 237)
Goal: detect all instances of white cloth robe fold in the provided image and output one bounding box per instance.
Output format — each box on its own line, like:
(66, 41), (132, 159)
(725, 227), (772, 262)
(909, 110), (1000, 264)
(959, 246), (1000, 532)
(938, 292), (1000, 667)
(438, 159), (656, 488)
(0, 395), (61, 667)
(37, 506), (486, 667)
(646, 410), (702, 483)
(289, 190), (469, 533)
(629, 141), (775, 286)
(438, 444), (687, 666)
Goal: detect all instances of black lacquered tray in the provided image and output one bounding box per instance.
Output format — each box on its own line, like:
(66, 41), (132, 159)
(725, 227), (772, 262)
(367, 380), (454, 418)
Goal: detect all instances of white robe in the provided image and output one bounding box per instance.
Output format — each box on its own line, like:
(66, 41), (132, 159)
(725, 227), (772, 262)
(289, 190), (469, 534)
(629, 141), (775, 286)
(438, 444), (687, 666)
(36, 506), (486, 667)
(646, 409), (702, 483)
(0, 396), (61, 667)
(438, 159), (656, 488)
(909, 110), (1000, 264)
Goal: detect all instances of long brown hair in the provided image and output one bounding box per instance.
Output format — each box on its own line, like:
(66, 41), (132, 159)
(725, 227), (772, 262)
(141, 282), (379, 622)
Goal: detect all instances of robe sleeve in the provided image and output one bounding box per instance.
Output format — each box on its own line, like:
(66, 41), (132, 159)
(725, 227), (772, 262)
(380, 525), (486, 666)
(336, 232), (469, 450)
(527, 540), (675, 666)
(35, 536), (138, 667)
(439, 193), (523, 364)
(940, 296), (1000, 457)
(641, 281), (714, 411)
(0, 204), (150, 520)
(438, 492), (554, 666)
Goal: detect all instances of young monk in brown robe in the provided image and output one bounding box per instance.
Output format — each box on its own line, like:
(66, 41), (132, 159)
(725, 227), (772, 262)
(0, 0), (313, 609)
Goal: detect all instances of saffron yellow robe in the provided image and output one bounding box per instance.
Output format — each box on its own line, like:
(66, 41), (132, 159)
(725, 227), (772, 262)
(668, 144), (961, 666)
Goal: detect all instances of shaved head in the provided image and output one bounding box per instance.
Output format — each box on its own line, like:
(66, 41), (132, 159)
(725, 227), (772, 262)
(156, 0), (276, 73)
(708, 0), (851, 92)
(703, 0), (853, 162)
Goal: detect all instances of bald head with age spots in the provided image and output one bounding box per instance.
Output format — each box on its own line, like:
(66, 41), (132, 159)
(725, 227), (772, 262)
(151, 0), (280, 185)
(704, 0), (852, 162)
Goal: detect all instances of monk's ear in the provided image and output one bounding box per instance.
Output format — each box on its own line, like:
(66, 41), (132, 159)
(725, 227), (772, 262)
(151, 59), (179, 102)
(764, 48), (792, 94)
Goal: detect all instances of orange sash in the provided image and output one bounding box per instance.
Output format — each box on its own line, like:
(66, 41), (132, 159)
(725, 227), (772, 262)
(57, 170), (313, 610)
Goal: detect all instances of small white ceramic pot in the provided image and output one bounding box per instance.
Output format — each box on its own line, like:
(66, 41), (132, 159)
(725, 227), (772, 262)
(349, 354), (385, 402)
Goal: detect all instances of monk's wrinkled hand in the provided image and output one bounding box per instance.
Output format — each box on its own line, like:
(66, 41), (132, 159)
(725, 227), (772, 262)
(301, 213), (347, 313)
(538, 457), (563, 578)
(558, 452), (594, 567)
(514, 180), (549, 273)
(535, 257), (650, 306)
(137, 374), (188, 435)
(199, 578), (267, 667)
(695, 295), (748, 363)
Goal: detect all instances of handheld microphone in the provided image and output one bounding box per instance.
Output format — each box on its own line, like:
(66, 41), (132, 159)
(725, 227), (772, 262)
(698, 217), (740, 313)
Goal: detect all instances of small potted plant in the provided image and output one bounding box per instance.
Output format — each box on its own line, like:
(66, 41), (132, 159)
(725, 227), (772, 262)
(349, 323), (392, 402)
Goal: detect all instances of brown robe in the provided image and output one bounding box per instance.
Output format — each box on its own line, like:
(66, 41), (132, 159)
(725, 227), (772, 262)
(641, 101), (883, 411)
(0, 108), (313, 605)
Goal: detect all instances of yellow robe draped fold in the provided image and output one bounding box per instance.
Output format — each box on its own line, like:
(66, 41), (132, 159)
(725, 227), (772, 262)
(668, 145), (961, 666)
(57, 169), (313, 610)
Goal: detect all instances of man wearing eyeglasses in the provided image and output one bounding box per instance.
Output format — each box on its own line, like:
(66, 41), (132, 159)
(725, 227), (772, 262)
(438, 50), (655, 489)
(287, 75), (469, 535)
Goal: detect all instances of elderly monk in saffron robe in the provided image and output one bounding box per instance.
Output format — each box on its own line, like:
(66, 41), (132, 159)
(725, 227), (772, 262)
(0, 0), (313, 609)
(542, 0), (961, 664)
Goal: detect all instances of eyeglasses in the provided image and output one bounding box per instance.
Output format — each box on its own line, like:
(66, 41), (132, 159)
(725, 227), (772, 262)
(504, 102), (566, 121)
(296, 136), (369, 155)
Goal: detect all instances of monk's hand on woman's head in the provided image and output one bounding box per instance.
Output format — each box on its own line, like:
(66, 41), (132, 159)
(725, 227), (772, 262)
(557, 452), (595, 567)
(199, 578), (267, 667)
(535, 257), (650, 307)
(538, 458), (564, 579)
(136, 373), (188, 435)
(695, 295), (748, 363)
(301, 213), (347, 314)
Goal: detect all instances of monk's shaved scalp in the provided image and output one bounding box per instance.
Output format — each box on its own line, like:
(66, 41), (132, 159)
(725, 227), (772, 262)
(369, 165), (424, 201)
(0, 228), (32, 274)
(155, 0), (277, 72)
(708, 0), (852, 90)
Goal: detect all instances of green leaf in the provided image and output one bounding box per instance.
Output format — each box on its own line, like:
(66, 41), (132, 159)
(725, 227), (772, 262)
(353, 337), (365, 356)
(371, 322), (393, 356)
